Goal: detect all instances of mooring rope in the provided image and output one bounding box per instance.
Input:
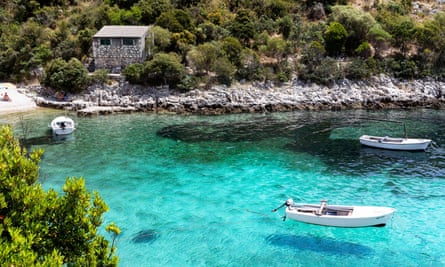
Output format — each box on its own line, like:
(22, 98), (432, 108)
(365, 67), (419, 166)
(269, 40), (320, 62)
(430, 140), (440, 150)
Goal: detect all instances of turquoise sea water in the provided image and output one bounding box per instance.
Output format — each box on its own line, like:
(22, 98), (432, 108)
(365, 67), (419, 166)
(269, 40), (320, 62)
(2, 109), (445, 267)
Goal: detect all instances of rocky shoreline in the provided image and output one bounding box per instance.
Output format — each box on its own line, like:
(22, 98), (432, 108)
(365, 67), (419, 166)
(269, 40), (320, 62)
(30, 74), (445, 116)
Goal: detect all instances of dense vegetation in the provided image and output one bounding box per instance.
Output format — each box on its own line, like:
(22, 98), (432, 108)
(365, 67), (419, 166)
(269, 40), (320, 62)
(1, 0), (445, 91)
(0, 125), (120, 265)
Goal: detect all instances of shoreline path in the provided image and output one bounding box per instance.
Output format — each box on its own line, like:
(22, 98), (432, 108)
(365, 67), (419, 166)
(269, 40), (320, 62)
(0, 83), (37, 115)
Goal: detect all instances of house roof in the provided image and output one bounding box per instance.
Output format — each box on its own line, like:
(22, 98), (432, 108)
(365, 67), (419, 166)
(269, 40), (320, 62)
(93, 26), (150, 38)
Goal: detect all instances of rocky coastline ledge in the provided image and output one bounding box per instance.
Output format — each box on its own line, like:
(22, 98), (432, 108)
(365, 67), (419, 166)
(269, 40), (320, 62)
(31, 74), (445, 116)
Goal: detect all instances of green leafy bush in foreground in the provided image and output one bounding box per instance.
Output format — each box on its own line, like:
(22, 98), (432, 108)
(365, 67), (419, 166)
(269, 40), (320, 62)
(0, 125), (120, 266)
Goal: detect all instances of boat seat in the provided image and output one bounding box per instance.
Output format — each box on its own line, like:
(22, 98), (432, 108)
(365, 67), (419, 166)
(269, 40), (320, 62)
(384, 137), (403, 142)
(296, 207), (318, 213)
(316, 200), (327, 216)
(325, 207), (353, 216)
(326, 206), (353, 212)
(325, 209), (352, 216)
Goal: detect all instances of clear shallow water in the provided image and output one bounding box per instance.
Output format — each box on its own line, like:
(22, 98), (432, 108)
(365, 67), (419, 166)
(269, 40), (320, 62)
(2, 109), (445, 267)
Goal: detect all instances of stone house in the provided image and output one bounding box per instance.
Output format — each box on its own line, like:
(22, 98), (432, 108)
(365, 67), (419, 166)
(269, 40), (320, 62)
(92, 25), (151, 73)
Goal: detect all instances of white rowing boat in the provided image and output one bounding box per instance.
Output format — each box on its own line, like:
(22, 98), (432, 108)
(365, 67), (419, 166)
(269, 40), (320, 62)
(359, 135), (431, 151)
(50, 116), (76, 135)
(273, 199), (395, 227)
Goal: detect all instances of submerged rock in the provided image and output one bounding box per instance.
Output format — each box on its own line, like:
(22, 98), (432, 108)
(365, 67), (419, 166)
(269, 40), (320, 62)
(132, 229), (158, 244)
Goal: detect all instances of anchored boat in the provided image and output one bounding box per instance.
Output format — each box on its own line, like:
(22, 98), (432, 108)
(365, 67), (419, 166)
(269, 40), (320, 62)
(359, 119), (432, 151)
(273, 199), (395, 228)
(50, 116), (76, 135)
(359, 135), (431, 151)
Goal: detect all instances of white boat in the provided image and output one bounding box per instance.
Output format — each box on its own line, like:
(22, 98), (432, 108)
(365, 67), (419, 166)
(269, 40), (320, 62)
(50, 116), (75, 135)
(273, 199), (395, 228)
(359, 135), (431, 151)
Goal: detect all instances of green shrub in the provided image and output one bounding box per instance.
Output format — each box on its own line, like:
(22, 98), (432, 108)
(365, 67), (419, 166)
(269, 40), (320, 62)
(214, 57), (236, 86)
(324, 21), (348, 56)
(345, 58), (376, 80)
(301, 41), (326, 68)
(0, 125), (119, 266)
(355, 41), (373, 58)
(176, 74), (199, 92)
(123, 63), (145, 84)
(144, 52), (185, 87)
(236, 48), (264, 81)
(299, 57), (343, 85)
(42, 57), (90, 93)
(384, 55), (419, 79)
(329, 5), (376, 55)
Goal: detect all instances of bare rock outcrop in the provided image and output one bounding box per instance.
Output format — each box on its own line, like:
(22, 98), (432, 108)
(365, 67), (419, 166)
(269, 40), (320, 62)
(32, 74), (445, 115)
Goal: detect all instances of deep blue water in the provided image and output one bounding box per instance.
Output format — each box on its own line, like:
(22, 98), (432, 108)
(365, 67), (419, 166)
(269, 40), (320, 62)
(2, 109), (445, 267)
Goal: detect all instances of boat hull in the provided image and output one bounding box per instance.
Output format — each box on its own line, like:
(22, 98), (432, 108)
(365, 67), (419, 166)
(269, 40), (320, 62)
(52, 128), (75, 135)
(50, 116), (75, 136)
(285, 205), (395, 227)
(359, 135), (431, 151)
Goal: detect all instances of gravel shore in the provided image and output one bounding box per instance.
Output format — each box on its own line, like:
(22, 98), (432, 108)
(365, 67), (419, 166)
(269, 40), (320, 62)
(0, 83), (37, 115)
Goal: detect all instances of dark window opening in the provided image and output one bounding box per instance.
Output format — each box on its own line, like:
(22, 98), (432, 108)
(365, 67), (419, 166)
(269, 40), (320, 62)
(123, 39), (135, 46)
(100, 39), (111, 45)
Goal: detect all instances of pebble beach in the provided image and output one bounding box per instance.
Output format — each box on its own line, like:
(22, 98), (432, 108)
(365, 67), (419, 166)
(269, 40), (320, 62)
(0, 83), (37, 115)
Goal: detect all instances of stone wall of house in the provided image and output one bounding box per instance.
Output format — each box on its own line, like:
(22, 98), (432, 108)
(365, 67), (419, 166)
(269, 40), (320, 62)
(93, 38), (145, 72)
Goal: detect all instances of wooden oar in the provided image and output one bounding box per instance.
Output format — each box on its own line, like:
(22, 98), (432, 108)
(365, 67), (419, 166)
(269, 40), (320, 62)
(271, 201), (287, 212)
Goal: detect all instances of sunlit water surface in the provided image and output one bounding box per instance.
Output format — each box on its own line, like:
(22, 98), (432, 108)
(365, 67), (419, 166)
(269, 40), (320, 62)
(2, 109), (445, 267)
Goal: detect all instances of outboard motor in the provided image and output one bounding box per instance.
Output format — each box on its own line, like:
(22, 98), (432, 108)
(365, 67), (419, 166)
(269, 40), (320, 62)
(285, 198), (294, 207)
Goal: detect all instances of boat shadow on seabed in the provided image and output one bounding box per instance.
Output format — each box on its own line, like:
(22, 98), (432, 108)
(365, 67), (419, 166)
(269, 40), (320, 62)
(266, 233), (373, 256)
(19, 133), (75, 150)
(286, 129), (445, 178)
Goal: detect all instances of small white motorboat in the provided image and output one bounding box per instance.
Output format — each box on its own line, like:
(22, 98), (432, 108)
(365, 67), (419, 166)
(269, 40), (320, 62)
(50, 116), (75, 135)
(359, 135), (431, 151)
(273, 199), (395, 228)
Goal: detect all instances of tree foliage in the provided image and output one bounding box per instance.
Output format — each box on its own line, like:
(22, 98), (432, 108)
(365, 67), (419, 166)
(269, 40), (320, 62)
(0, 20), (48, 81)
(122, 63), (145, 84)
(345, 58), (376, 79)
(137, 0), (173, 24)
(264, 36), (288, 64)
(229, 9), (255, 46)
(329, 5), (376, 54)
(0, 125), (119, 266)
(355, 41), (373, 58)
(416, 13), (445, 71)
(1, 0), (445, 86)
(367, 23), (391, 57)
(385, 55), (419, 79)
(124, 52), (185, 87)
(324, 21), (348, 56)
(301, 41), (326, 70)
(187, 42), (220, 74)
(214, 57), (236, 86)
(221, 37), (243, 67)
(155, 9), (193, 33)
(42, 57), (90, 94)
(299, 57), (343, 85)
(382, 15), (416, 56)
(237, 48), (263, 81)
(150, 26), (172, 53)
(263, 0), (289, 20)
(278, 15), (294, 40)
(145, 52), (185, 87)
